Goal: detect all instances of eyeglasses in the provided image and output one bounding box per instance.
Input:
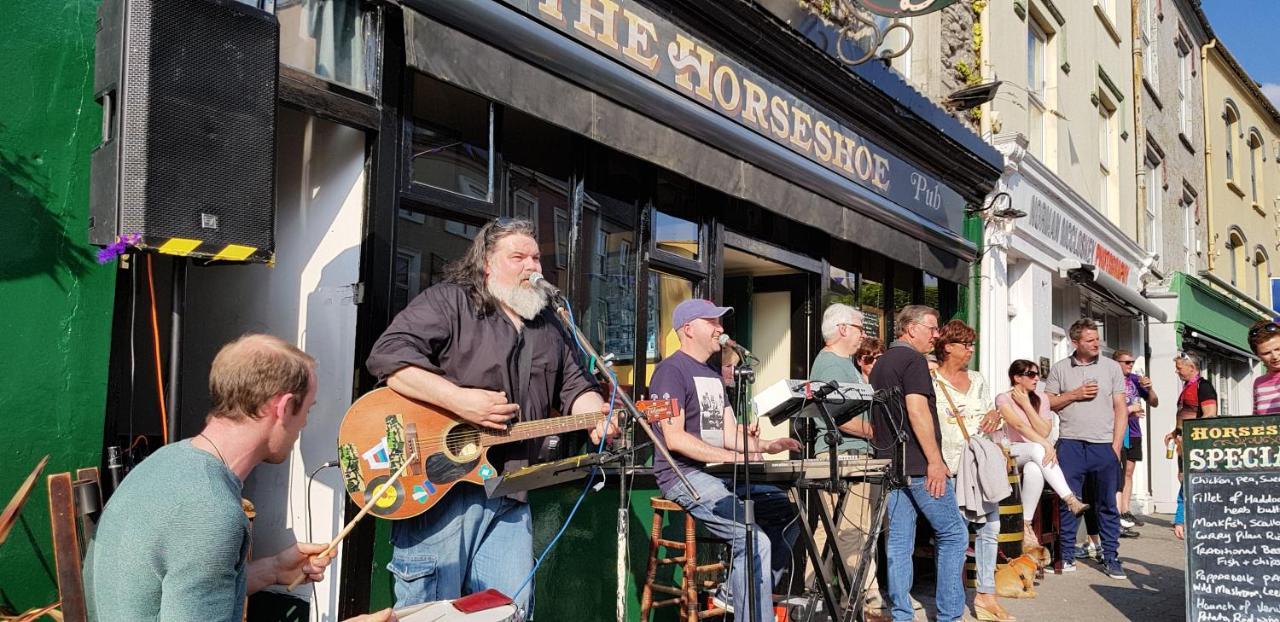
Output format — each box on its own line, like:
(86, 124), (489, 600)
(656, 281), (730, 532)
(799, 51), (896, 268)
(1249, 323), (1280, 338)
(838, 323), (864, 333)
(950, 341), (975, 349)
(1116, 359), (1136, 365)
(1019, 370), (1040, 378)
(913, 322), (940, 335)
(860, 354), (882, 363)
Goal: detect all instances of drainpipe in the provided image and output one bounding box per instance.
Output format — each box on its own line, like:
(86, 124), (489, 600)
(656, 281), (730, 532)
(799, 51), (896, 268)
(1202, 39), (1219, 272)
(1133, 0), (1147, 249)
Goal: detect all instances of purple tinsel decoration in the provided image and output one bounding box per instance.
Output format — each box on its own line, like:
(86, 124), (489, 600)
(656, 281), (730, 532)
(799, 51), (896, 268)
(97, 233), (142, 264)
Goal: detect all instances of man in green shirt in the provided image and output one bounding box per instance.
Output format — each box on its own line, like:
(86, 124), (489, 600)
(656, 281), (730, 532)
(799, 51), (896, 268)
(810, 303), (874, 453)
(83, 334), (394, 622)
(807, 303), (883, 613)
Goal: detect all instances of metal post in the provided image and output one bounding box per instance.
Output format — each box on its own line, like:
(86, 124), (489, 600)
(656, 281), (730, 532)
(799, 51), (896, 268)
(166, 257), (186, 443)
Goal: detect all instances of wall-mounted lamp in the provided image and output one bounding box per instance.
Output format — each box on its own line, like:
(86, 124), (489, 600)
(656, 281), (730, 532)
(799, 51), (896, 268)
(946, 81), (1003, 111)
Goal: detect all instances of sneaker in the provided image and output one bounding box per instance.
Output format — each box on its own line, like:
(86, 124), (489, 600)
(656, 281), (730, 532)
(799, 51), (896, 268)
(1062, 561), (1077, 572)
(1104, 559), (1127, 579)
(1075, 542), (1099, 561)
(1122, 511), (1145, 527)
(1119, 526), (1141, 538)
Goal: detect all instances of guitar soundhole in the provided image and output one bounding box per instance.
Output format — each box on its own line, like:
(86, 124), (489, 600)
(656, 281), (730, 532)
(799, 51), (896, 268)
(444, 424), (482, 461)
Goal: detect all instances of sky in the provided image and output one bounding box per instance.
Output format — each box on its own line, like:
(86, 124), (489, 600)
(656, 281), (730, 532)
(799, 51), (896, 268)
(1200, 0), (1280, 106)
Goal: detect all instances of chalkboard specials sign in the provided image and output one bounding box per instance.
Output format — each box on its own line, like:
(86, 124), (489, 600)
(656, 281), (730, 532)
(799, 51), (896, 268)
(1183, 414), (1280, 621)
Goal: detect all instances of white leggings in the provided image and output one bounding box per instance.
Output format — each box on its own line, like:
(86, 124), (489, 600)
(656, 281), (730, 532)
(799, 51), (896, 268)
(1010, 442), (1075, 521)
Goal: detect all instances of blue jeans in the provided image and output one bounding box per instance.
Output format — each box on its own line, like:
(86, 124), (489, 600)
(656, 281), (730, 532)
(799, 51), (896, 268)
(387, 485), (535, 615)
(884, 478), (967, 622)
(973, 506), (1000, 594)
(1057, 439), (1121, 565)
(664, 469), (799, 622)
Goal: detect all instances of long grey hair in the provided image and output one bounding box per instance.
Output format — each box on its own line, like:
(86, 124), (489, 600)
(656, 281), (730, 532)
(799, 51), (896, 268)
(442, 218), (537, 315)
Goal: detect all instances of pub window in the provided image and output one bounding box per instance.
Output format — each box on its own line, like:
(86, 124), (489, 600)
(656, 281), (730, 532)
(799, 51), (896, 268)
(501, 107), (577, 291)
(860, 253), (887, 341)
(410, 74), (493, 201)
(276, 0), (380, 94)
(647, 270), (696, 386)
(580, 146), (647, 390)
(891, 263), (918, 334)
(651, 171), (708, 270)
(923, 273), (941, 314)
(389, 205), (487, 316)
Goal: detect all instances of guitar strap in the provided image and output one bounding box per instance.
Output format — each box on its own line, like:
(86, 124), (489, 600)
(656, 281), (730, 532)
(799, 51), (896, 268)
(516, 331), (532, 425)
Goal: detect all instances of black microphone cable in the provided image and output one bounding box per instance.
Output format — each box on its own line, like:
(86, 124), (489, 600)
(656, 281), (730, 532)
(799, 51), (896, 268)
(306, 459), (340, 622)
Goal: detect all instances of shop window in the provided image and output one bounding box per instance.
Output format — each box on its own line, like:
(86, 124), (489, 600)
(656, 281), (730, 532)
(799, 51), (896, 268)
(892, 264), (917, 327)
(276, 0), (379, 94)
(501, 108), (577, 290)
(390, 206), (486, 315)
(410, 74), (492, 200)
(828, 264), (858, 308)
(923, 273), (941, 313)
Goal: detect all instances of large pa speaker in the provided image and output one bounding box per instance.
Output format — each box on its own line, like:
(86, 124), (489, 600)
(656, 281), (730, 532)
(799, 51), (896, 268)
(90, 0), (279, 263)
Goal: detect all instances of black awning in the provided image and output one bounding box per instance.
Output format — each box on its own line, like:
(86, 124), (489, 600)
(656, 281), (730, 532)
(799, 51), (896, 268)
(400, 2), (973, 282)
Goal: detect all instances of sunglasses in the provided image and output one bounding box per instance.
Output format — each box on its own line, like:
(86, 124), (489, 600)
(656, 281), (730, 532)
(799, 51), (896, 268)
(1116, 359), (1136, 365)
(1249, 323), (1280, 338)
(860, 354), (882, 362)
(1019, 370), (1040, 378)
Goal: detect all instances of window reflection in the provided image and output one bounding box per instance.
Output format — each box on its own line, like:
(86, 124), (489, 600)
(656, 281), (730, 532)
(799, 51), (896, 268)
(503, 108), (574, 291)
(653, 211), (699, 261)
(647, 271), (694, 385)
(277, 0), (377, 93)
(923, 273), (940, 313)
(410, 74), (490, 200)
(391, 207), (481, 314)
(861, 255), (886, 340)
(581, 149), (645, 388)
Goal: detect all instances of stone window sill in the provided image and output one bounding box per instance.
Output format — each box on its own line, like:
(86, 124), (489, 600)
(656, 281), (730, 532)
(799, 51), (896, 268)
(1227, 180), (1246, 198)
(1095, 2), (1122, 45)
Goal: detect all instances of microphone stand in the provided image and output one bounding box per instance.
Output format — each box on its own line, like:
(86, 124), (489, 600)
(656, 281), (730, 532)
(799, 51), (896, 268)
(543, 290), (701, 502)
(732, 356), (760, 622)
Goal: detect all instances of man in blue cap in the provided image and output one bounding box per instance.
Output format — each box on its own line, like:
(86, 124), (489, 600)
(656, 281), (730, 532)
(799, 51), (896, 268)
(649, 298), (801, 622)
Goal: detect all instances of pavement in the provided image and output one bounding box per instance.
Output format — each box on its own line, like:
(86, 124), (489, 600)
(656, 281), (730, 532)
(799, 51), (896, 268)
(867, 513), (1187, 621)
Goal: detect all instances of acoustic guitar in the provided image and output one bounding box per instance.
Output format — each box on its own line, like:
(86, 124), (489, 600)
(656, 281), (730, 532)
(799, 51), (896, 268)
(335, 387), (675, 520)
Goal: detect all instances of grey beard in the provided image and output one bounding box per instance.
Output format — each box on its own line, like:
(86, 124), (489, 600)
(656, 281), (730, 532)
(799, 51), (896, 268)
(487, 280), (548, 320)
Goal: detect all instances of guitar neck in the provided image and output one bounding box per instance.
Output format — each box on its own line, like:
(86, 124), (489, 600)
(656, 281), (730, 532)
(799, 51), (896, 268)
(479, 411), (607, 447)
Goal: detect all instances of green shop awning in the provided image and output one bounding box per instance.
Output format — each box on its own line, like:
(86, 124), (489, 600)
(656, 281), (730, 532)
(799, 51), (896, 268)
(1171, 271), (1269, 353)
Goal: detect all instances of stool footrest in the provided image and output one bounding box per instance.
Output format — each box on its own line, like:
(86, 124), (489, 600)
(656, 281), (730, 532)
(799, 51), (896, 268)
(650, 584), (684, 597)
(695, 563), (725, 573)
(698, 608), (728, 619)
(655, 538), (686, 549)
(657, 555), (688, 565)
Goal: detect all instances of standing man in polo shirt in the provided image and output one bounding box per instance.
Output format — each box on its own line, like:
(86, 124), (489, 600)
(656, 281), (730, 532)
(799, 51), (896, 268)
(869, 305), (968, 622)
(1045, 318), (1129, 579)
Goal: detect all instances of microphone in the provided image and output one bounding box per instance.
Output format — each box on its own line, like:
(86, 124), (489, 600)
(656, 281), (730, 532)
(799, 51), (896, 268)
(718, 334), (753, 359)
(528, 272), (562, 297)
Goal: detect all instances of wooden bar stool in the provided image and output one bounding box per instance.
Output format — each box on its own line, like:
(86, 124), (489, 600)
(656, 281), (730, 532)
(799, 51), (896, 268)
(1031, 490), (1063, 574)
(639, 497), (728, 622)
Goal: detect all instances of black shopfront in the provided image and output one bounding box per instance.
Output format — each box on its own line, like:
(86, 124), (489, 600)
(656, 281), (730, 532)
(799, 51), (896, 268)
(343, 0), (1002, 618)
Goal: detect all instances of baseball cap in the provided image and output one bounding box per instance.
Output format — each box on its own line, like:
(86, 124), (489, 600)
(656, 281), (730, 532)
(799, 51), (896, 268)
(672, 298), (732, 329)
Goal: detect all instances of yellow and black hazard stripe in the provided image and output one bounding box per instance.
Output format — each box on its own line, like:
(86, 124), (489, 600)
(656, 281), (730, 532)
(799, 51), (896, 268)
(139, 236), (273, 264)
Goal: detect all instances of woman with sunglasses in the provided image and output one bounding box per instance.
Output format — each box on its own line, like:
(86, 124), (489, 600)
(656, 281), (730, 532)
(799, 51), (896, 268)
(995, 360), (1089, 548)
(1250, 321), (1280, 416)
(855, 337), (884, 380)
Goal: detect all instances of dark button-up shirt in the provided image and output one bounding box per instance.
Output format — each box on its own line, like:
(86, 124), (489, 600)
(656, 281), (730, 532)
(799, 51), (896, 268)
(366, 282), (600, 481)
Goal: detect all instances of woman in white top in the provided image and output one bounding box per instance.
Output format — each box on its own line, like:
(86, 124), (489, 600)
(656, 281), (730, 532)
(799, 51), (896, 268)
(932, 321), (1011, 622)
(994, 359), (1089, 548)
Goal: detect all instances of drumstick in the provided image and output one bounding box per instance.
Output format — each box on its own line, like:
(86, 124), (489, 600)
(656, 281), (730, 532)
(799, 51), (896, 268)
(287, 454), (415, 591)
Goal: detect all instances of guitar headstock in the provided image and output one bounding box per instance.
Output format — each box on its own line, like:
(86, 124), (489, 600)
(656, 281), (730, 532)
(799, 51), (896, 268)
(634, 398), (678, 423)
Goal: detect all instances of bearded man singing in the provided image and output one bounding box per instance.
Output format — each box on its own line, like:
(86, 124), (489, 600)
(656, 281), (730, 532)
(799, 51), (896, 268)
(366, 218), (610, 616)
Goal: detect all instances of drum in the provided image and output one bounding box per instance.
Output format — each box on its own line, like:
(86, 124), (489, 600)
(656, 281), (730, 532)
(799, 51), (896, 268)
(393, 601), (523, 622)
(964, 449), (1024, 588)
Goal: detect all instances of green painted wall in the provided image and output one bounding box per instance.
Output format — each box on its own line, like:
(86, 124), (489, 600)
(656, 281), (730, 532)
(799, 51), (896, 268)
(0, 0), (115, 615)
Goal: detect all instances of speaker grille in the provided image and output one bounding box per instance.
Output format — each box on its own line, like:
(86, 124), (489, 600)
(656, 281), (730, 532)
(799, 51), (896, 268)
(95, 0), (278, 262)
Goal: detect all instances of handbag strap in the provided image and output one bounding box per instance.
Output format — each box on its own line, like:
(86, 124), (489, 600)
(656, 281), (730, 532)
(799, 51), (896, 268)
(931, 369), (971, 443)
